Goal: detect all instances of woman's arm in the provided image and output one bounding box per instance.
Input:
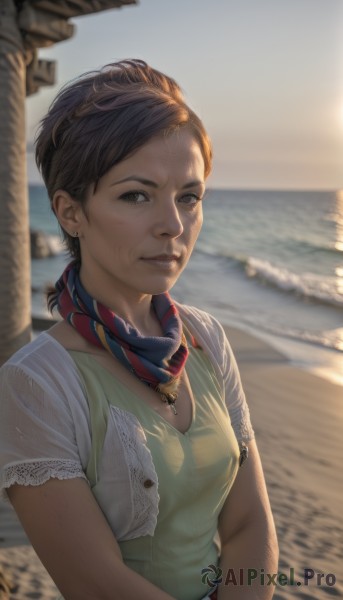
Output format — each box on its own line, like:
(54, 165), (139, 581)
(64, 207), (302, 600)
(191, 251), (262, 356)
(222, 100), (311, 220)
(8, 478), (176, 600)
(217, 439), (279, 599)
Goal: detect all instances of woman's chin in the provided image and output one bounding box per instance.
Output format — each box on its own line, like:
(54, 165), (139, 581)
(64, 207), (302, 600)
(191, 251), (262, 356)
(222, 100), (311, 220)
(139, 274), (181, 296)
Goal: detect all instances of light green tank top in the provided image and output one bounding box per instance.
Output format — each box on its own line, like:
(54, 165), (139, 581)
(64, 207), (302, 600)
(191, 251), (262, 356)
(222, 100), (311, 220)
(68, 338), (240, 600)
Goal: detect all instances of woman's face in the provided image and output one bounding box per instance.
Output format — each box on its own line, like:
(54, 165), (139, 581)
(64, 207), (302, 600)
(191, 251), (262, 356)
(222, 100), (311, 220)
(76, 128), (206, 304)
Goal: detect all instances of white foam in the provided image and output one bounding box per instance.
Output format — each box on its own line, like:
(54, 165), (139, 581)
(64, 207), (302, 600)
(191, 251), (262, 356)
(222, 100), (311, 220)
(245, 257), (343, 307)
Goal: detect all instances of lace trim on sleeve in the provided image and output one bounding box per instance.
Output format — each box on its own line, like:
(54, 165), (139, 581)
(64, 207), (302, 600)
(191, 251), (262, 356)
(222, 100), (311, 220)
(229, 403), (255, 443)
(1, 458), (88, 502)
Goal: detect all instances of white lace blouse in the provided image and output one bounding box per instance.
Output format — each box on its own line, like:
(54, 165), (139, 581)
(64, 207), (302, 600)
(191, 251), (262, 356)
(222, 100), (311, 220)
(0, 304), (254, 540)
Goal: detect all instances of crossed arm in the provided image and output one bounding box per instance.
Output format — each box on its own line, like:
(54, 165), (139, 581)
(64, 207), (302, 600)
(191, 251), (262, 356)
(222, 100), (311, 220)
(8, 478), (176, 600)
(217, 438), (279, 599)
(8, 438), (277, 600)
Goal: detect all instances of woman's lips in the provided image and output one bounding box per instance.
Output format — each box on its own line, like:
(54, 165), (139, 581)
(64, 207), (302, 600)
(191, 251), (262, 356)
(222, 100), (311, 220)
(141, 254), (181, 268)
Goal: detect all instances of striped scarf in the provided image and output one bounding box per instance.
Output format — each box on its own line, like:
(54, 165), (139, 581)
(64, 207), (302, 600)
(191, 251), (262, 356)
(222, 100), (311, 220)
(54, 261), (189, 396)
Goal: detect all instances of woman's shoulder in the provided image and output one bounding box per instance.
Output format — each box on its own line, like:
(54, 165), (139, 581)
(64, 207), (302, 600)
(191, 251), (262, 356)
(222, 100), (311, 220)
(0, 329), (82, 396)
(176, 302), (224, 333)
(175, 302), (227, 354)
(1, 330), (68, 368)
(177, 302), (255, 443)
(0, 329), (89, 443)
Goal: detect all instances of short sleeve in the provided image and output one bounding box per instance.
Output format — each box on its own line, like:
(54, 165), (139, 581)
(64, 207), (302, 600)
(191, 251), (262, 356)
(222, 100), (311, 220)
(0, 361), (87, 502)
(220, 327), (255, 443)
(178, 304), (255, 444)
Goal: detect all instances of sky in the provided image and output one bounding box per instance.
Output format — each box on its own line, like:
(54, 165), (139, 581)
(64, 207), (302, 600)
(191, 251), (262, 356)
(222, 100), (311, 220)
(26, 0), (343, 190)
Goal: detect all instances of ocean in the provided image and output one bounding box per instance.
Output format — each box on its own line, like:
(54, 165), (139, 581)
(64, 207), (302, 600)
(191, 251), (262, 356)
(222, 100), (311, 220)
(29, 185), (343, 386)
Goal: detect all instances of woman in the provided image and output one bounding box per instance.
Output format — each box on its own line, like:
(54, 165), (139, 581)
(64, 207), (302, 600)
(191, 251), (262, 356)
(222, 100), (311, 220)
(0, 60), (278, 599)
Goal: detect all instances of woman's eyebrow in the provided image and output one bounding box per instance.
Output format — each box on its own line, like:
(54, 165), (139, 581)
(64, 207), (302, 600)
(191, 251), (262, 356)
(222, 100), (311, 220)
(110, 176), (204, 189)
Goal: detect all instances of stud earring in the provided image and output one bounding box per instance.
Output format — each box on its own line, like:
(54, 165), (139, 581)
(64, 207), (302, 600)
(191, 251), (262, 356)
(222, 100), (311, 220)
(73, 231), (79, 237)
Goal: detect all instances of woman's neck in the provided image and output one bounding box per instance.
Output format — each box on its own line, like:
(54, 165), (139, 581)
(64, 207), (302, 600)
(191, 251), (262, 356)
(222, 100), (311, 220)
(79, 269), (163, 337)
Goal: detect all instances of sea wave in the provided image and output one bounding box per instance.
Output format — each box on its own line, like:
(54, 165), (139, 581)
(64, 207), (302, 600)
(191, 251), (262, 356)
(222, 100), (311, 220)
(292, 239), (343, 255)
(244, 257), (343, 307)
(194, 246), (343, 308)
(323, 211), (343, 227)
(238, 318), (343, 354)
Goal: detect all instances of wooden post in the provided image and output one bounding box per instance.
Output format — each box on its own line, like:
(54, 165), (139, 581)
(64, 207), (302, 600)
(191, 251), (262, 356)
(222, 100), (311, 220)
(0, 0), (32, 365)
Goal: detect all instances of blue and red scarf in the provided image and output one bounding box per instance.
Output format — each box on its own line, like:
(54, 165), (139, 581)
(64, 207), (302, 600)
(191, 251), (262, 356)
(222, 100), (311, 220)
(54, 261), (189, 395)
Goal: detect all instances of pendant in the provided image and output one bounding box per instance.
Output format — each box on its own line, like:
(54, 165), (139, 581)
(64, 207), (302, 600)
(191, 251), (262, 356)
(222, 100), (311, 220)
(160, 392), (178, 415)
(239, 442), (248, 467)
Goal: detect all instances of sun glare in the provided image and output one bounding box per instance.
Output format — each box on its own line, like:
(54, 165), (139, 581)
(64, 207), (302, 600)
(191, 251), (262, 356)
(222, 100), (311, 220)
(334, 192), (343, 306)
(335, 190), (343, 226)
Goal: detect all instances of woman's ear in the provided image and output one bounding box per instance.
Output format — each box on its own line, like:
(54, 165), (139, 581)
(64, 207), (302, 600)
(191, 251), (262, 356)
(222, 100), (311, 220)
(52, 190), (84, 236)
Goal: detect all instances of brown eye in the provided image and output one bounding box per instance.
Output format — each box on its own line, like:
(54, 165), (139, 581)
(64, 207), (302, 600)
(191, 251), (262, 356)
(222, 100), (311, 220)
(179, 194), (201, 206)
(119, 191), (148, 204)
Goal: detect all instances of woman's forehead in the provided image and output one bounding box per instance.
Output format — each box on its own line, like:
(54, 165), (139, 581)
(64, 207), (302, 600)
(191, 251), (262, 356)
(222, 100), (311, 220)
(100, 131), (206, 188)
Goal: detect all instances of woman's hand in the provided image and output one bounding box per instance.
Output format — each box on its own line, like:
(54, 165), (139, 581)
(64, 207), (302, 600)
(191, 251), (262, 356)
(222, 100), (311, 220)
(217, 439), (279, 599)
(8, 478), (176, 600)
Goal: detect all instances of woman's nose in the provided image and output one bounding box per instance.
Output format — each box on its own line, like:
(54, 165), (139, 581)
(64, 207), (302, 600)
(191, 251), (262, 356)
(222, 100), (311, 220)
(153, 200), (184, 238)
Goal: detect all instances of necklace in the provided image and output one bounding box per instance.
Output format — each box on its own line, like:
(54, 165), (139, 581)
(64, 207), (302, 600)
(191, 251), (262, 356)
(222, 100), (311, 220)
(159, 391), (178, 415)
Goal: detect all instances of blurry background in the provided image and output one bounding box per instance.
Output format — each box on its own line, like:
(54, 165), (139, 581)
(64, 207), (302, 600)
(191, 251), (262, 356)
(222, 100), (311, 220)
(1, 3), (342, 597)
(26, 0), (343, 190)
(27, 0), (343, 385)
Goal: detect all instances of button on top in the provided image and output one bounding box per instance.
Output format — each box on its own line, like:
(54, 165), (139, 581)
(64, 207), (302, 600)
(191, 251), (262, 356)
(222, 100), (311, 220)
(143, 479), (154, 488)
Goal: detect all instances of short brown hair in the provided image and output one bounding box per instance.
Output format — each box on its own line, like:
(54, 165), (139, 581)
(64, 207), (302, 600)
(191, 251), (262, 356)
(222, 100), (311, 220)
(35, 59), (212, 261)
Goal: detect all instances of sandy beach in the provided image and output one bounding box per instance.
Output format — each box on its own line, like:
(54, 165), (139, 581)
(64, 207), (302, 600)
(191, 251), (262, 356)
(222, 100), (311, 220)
(0, 325), (342, 599)
(227, 327), (343, 599)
